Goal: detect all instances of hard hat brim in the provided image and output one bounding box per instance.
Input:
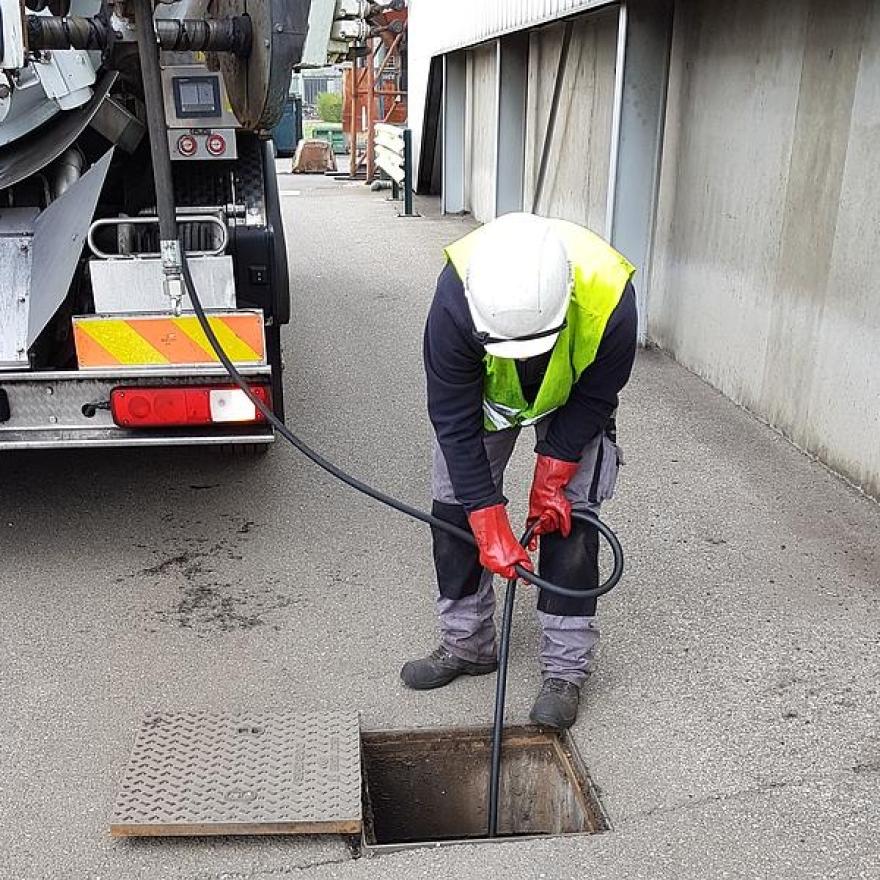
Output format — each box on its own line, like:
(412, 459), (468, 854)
(483, 332), (560, 360)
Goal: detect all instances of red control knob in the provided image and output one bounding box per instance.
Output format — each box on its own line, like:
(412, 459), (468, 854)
(206, 133), (226, 156)
(177, 134), (197, 157)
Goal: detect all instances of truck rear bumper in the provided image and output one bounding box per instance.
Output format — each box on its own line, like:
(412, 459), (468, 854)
(0, 366), (275, 450)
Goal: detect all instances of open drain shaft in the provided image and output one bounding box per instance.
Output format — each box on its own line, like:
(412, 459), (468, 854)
(361, 725), (608, 852)
(112, 711), (608, 850)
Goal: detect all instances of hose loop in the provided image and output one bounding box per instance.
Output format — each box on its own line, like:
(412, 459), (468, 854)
(513, 510), (624, 599)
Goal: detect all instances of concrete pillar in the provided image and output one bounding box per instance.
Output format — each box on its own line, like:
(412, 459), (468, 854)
(442, 51), (467, 214)
(495, 32), (529, 216)
(467, 42), (500, 222)
(607, 0), (674, 341)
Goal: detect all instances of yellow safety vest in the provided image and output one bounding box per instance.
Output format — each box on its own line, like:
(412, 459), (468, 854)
(445, 219), (634, 431)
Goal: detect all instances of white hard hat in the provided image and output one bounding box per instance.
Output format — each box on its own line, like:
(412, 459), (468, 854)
(464, 212), (572, 359)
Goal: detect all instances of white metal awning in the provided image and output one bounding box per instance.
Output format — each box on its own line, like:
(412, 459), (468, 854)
(409, 0), (614, 55)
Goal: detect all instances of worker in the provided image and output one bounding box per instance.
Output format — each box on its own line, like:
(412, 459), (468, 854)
(401, 212), (637, 730)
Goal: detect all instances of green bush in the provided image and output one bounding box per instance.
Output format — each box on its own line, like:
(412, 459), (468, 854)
(316, 91), (343, 123)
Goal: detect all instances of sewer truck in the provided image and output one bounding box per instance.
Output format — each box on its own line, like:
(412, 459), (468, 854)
(0, 0), (388, 450)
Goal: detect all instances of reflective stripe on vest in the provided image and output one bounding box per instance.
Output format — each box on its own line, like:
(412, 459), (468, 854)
(444, 218), (635, 431)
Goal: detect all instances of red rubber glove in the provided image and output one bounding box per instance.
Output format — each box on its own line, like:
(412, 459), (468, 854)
(527, 454), (581, 548)
(467, 504), (533, 580)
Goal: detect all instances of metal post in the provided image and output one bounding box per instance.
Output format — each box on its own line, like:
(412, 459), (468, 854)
(294, 96), (304, 145)
(605, 3), (629, 236)
(532, 20), (573, 214)
(348, 60), (359, 179)
(441, 52), (467, 214)
(366, 39), (377, 181)
(608, 0), (674, 342)
(402, 128), (414, 216)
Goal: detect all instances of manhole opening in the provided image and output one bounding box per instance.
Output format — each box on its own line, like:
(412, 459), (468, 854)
(361, 725), (609, 851)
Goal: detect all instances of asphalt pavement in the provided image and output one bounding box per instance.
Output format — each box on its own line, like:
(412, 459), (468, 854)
(1, 170), (878, 879)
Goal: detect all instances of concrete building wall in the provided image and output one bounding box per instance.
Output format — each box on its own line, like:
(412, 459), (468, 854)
(410, 0), (880, 500)
(455, 12), (619, 225)
(408, 0), (613, 175)
(465, 44), (497, 222)
(649, 0), (880, 498)
(523, 12), (618, 233)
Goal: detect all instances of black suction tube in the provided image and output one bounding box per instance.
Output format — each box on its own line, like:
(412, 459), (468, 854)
(132, 0), (177, 246)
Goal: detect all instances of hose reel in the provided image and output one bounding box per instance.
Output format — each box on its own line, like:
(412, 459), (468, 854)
(208, 0), (310, 131)
(23, 0), (310, 132)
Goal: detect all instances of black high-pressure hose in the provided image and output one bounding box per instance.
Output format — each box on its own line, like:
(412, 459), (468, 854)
(488, 522), (538, 839)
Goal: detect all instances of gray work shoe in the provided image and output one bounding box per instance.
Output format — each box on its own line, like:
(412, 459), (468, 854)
(529, 678), (581, 730)
(400, 646), (497, 690)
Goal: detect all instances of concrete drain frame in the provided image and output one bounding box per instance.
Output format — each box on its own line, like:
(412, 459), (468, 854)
(360, 724), (610, 854)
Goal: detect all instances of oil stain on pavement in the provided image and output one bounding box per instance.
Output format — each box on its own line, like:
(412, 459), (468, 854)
(118, 517), (295, 634)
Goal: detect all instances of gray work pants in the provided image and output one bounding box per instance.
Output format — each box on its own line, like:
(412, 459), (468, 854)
(431, 421), (620, 685)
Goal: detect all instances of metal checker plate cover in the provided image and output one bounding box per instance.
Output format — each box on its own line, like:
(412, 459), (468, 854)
(111, 710), (362, 837)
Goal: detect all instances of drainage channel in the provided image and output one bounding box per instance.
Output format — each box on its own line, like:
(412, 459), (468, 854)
(111, 710), (610, 854)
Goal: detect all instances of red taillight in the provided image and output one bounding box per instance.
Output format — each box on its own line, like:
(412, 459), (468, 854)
(111, 385), (270, 428)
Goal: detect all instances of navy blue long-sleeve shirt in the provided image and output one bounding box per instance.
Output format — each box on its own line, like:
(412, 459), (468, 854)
(424, 262), (637, 512)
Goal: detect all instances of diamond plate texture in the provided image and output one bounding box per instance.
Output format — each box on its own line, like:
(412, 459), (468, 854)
(173, 158), (233, 208)
(2, 377), (115, 430)
(111, 710), (362, 837)
(233, 133), (267, 224)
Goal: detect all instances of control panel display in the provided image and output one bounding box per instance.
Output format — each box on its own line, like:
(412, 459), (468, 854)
(172, 76), (222, 119)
